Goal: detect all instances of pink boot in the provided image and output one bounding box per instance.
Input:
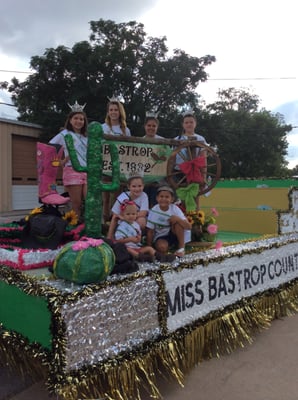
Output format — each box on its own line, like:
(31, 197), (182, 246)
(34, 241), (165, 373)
(37, 142), (70, 205)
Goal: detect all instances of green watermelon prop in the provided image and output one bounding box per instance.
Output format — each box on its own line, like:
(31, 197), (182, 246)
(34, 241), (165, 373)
(53, 237), (115, 284)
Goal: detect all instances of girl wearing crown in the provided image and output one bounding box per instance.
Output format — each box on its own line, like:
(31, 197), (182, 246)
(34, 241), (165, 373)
(143, 113), (163, 139)
(49, 103), (88, 220)
(102, 97), (131, 136)
(101, 97), (131, 222)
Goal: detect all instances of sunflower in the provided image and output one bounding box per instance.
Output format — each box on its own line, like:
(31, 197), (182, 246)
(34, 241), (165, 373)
(186, 210), (205, 225)
(63, 210), (79, 226)
(197, 210), (205, 225)
(24, 207), (43, 221)
(187, 215), (194, 225)
(31, 207), (43, 215)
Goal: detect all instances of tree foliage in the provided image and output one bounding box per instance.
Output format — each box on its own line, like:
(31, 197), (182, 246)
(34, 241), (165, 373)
(291, 164), (298, 176)
(1, 19), (215, 139)
(198, 88), (291, 178)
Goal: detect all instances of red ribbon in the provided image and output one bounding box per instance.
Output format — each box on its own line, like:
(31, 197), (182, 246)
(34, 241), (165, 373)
(120, 199), (137, 212)
(179, 156), (206, 183)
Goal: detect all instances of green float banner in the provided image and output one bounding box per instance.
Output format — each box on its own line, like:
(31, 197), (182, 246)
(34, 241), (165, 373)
(214, 179), (298, 188)
(0, 280), (52, 349)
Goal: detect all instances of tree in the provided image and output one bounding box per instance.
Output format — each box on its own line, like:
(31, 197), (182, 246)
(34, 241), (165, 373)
(198, 88), (291, 178)
(207, 87), (260, 113)
(291, 164), (298, 176)
(1, 19), (215, 139)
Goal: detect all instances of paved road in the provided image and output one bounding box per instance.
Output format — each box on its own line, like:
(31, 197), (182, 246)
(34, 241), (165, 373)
(1, 312), (298, 400)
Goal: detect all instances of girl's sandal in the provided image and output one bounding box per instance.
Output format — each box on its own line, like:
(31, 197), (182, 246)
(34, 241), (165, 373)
(175, 248), (185, 257)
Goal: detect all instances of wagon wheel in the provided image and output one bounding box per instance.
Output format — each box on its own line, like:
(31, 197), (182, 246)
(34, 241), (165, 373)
(167, 141), (221, 196)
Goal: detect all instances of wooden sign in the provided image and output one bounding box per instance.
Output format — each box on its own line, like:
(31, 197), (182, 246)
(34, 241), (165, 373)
(102, 140), (172, 183)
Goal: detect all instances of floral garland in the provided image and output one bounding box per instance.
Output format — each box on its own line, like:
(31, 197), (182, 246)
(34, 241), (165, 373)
(0, 224), (23, 240)
(0, 247), (61, 270)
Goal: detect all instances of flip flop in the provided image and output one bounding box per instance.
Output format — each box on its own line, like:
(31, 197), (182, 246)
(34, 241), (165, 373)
(175, 248), (185, 257)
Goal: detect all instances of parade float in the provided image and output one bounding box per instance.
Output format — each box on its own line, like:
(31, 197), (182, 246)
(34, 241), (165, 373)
(0, 122), (297, 400)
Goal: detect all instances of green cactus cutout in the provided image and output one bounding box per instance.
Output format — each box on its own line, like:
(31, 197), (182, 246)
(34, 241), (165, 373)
(65, 122), (120, 238)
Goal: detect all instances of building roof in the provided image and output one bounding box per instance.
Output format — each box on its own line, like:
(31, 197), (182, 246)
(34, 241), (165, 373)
(0, 117), (42, 129)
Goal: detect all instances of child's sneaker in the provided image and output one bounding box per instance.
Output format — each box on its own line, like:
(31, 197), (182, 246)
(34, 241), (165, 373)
(174, 248), (185, 257)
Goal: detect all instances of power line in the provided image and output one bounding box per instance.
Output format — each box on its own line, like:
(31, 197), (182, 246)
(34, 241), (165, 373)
(0, 69), (32, 74)
(0, 102), (16, 107)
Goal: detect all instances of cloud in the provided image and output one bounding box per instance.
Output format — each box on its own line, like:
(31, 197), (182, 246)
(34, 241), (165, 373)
(0, 0), (158, 58)
(0, 90), (19, 119)
(275, 102), (298, 130)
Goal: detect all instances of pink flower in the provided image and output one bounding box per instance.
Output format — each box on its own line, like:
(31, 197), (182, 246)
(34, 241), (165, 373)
(72, 241), (89, 251)
(207, 224), (218, 235)
(215, 240), (223, 250)
(71, 237), (104, 251)
(88, 238), (104, 247)
(211, 207), (219, 217)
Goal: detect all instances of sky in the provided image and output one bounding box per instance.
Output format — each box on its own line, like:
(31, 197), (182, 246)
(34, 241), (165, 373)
(1, 0), (298, 167)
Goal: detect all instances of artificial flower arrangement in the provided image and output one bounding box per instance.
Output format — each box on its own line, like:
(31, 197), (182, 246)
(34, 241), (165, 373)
(176, 182), (220, 245)
(186, 207), (219, 242)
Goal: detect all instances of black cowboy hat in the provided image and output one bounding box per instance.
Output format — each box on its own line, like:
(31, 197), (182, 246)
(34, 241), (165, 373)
(21, 213), (67, 250)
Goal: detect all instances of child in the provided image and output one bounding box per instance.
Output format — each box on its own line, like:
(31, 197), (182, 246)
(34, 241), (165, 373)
(115, 200), (176, 263)
(143, 112), (165, 207)
(107, 175), (149, 239)
(49, 104), (88, 220)
(175, 110), (208, 165)
(146, 185), (192, 257)
(143, 113), (163, 139)
(176, 110), (207, 142)
(174, 110), (208, 189)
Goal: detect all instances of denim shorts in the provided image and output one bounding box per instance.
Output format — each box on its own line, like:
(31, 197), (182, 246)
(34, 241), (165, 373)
(154, 231), (178, 247)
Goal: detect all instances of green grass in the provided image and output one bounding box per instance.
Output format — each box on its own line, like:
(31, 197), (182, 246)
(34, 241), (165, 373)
(217, 231), (262, 243)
